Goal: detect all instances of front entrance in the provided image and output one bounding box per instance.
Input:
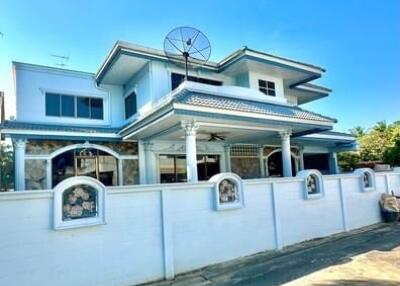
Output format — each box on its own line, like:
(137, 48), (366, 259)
(265, 151), (297, 177)
(159, 154), (221, 183)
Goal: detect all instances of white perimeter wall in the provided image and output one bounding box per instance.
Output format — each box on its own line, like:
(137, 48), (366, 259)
(1, 171), (399, 286)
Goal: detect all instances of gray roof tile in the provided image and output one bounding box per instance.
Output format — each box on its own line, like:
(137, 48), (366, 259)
(174, 91), (336, 123)
(0, 121), (120, 134)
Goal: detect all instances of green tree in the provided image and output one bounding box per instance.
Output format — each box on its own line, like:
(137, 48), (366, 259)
(0, 142), (13, 191)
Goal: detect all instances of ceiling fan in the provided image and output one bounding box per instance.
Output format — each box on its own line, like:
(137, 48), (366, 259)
(208, 133), (227, 141)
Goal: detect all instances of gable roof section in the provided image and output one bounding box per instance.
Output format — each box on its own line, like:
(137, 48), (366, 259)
(96, 41), (326, 84)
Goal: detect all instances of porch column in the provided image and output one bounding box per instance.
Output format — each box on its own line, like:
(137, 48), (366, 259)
(279, 130), (292, 177)
(144, 141), (156, 184)
(329, 152), (340, 174)
(299, 146), (305, 171)
(224, 144), (231, 172)
(182, 121), (199, 182)
(13, 139), (26, 191)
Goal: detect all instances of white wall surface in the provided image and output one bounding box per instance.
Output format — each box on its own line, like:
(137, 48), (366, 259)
(14, 63), (125, 127)
(1, 171), (398, 286)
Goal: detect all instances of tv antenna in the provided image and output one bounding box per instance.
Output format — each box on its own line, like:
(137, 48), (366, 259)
(51, 54), (69, 67)
(163, 27), (211, 80)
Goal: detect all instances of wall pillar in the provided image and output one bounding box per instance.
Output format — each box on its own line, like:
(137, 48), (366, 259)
(144, 142), (156, 184)
(138, 140), (147, 184)
(13, 139), (26, 191)
(181, 121), (199, 182)
(329, 152), (340, 174)
(279, 130), (292, 177)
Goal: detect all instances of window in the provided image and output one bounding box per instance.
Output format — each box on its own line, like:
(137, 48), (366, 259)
(77, 97), (90, 118)
(45, 92), (103, 120)
(125, 92), (137, 119)
(52, 148), (118, 187)
(171, 73), (222, 90)
(45, 93), (61, 116)
(159, 154), (221, 183)
(61, 95), (75, 117)
(258, 79), (276, 96)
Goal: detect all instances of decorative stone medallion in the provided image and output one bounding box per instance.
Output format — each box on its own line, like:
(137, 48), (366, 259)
(62, 184), (97, 221)
(53, 176), (106, 230)
(209, 173), (244, 211)
(297, 169), (324, 200)
(354, 168), (376, 192)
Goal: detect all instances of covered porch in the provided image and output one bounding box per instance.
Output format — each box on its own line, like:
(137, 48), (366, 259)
(120, 82), (352, 183)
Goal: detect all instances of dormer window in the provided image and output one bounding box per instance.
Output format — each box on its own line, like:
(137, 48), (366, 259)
(124, 92), (137, 119)
(258, 80), (276, 96)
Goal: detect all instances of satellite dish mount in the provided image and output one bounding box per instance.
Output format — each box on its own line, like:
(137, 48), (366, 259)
(164, 27), (211, 80)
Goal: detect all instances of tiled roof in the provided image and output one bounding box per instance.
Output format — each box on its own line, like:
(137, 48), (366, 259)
(0, 121), (120, 134)
(174, 91), (336, 123)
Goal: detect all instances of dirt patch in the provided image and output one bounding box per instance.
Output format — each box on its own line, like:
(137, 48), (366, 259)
(284, 246), (400, 286)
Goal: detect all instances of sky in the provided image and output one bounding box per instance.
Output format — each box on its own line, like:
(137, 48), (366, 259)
(0, 0), (399, 132)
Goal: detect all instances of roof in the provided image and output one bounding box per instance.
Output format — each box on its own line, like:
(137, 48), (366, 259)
(0, 121), (119, 133)
(173, 90), (337, 124)
(96, 41), (326, 83)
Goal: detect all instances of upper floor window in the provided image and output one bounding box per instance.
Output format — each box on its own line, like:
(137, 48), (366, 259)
(258, 80), (276, 96)
(124, 92), (137, 119)
(45, 93), (103, 120)
(171, 73), (222, 90)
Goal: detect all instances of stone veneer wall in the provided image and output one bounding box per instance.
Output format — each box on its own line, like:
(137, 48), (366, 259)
(25, 159), (47, 190)
(122, 160), (139, 185)
(26, 140), (138, 155)
(25, 140), (139, 189)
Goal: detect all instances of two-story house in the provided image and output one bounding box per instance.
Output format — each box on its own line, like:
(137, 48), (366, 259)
(0, 41), (356, 191)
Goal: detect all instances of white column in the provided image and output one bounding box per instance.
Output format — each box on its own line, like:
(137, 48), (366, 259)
(13, 139), (26, 191)
(259, 145), (265, 178)
(181, 121), (199, 182)
(138, 140), (147, 184)
(299, 146), (305, 171)
(46, 159), (52, 189)
(224, 144), (231, 172)
(279, 130), (292, 177)
(329, 152), (340, 174)
(144, 141), (155, 184)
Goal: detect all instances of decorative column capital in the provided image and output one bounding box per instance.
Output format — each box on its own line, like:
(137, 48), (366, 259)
(13, 139), (27, 149)
(181, 121), (200, 136)
(278, 130), (292, 140)
(143, 141), (154, 151)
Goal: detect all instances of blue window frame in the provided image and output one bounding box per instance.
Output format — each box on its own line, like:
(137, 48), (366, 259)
(45, 93), (103, 120)
(124, 92), (137, 119)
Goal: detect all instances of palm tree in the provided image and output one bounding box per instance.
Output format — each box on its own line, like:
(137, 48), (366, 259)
(350, 126), (366, 137)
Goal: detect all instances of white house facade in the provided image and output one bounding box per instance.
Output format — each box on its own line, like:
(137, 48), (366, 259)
(0, 41), (356, 191)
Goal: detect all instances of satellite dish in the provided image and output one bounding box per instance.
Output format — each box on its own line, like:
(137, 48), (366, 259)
(164, 27), (211, 80)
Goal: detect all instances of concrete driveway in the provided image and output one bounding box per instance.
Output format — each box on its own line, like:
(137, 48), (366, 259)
(142, 223), (400, 286)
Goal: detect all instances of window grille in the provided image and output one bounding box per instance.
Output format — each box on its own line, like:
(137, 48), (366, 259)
(230, 145), (260, 157)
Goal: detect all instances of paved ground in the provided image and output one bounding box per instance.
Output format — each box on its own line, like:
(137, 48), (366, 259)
(142, 223), (400, 286)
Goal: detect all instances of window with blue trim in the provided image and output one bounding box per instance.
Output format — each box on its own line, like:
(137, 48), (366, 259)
(45, 93), (103, 120)
(125, 92), (137, 119)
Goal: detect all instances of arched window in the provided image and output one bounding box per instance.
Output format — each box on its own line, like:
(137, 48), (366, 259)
(52, 147), (118, 187)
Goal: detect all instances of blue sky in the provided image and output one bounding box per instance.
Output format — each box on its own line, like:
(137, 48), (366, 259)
(0, 0), (399, 132)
